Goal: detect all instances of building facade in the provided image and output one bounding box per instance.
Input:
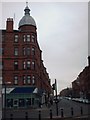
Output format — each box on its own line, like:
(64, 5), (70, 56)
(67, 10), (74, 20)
(72, 56), (90, 100)
(2, 4), (52, 109)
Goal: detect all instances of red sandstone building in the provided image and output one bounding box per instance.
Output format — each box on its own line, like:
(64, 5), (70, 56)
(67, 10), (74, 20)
(72, 57), (90, 100)
(1, 4), (52, 109)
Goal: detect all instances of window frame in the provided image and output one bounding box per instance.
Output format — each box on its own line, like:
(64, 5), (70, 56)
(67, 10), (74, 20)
(32, 61), (35, 70)
(14, 61), (18, 70)
(32, 75), (35, 85)
(31, 34), (35, 43)
(14, 75), (18, 85)
(27, 35), (30, 42)
(23, 75), (26, 85)
(14, 34), (19, 43)
(27, 75), (31, 84)
(27, 47), (30, 56)
(27, 61), (31, 70)
(14, 47), (18, 56)
(32, 47), (35, 55)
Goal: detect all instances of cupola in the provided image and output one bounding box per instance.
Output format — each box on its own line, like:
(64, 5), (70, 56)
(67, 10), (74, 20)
(18, 2), (36, 29)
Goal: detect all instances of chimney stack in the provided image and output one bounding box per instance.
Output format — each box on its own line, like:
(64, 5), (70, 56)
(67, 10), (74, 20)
(88, 56), (90, 66)
(6, 18), (13, 32)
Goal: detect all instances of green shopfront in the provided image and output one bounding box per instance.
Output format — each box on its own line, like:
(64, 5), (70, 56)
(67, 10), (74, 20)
(3, 87), (41, 109)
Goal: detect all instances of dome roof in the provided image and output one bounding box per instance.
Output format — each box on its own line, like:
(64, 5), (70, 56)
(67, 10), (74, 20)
(18, 5), (36, 28)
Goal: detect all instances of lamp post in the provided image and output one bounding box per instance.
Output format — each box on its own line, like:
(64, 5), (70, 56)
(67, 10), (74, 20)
(3, 81), (11, 119)
(52, 79), (58, 116)
(55, 79), (58, 116)
(2, 83), (6, 120)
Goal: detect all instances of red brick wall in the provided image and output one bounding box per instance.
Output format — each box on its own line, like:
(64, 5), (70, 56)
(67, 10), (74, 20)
(2, 18), (52, 94)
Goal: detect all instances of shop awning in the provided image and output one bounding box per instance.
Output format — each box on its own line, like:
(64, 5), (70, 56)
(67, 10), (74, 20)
(10, 87), (37, 94)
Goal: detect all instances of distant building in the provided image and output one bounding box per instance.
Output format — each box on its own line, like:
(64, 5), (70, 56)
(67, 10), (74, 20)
(1, 4), (52, 109)
(60, 87), (72, 97)
(72, 56), (90, 100)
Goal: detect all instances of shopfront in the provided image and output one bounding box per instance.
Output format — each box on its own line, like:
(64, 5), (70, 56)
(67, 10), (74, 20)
(3, 87), (40, 109)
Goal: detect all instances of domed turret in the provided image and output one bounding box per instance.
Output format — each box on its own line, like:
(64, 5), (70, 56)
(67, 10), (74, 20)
(18, 3), (36, 28)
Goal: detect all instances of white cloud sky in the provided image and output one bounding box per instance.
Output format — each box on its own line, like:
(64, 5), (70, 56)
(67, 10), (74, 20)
(1, 1), (88, 93)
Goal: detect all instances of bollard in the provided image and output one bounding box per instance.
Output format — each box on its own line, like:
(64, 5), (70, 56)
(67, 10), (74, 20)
(80, 106), (83, 115)
(50, 109), (52, 119)
(10, 113), (13, 120)
(39, 110), (41, 120)
(25, 112), (28, 120)
(71, 107), (74, 116)
(61, 108), (64, 117)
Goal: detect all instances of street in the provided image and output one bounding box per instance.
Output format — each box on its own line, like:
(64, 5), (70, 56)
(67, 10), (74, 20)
(2, 98), (90, 119)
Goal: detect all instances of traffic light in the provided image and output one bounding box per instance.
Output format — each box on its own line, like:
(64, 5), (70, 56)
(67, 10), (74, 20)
(52, 83), (55, 90)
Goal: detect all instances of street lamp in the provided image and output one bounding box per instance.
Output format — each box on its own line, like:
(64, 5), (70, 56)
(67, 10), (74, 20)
(52, 79), (58, 116)
(2, 81), (11, 119)
(55, 79), (58, 116)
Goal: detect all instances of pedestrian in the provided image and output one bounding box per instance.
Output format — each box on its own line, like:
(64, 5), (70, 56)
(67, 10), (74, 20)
(50, 99), (53, 105)
(39, 101), (42, 108)
(48, 102), (51, 108)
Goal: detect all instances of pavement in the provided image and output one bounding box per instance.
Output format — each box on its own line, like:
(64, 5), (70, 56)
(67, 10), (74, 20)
(1, 98), (90, 119)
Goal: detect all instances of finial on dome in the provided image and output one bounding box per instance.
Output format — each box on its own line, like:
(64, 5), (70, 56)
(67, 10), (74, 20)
(26, 1), (28, 7)
(24, 1), (30, 15)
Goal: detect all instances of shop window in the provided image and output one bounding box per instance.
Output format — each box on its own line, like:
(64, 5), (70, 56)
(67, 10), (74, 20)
(32, 98), (34, 105)
(13, 99), (18, 107)
(26, 98), (31, 107)
(19, 99), (25, 107)
(7, 99), (13, 108)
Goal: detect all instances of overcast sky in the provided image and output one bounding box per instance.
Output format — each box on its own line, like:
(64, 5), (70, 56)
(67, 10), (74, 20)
(0, 1), (88, 93)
